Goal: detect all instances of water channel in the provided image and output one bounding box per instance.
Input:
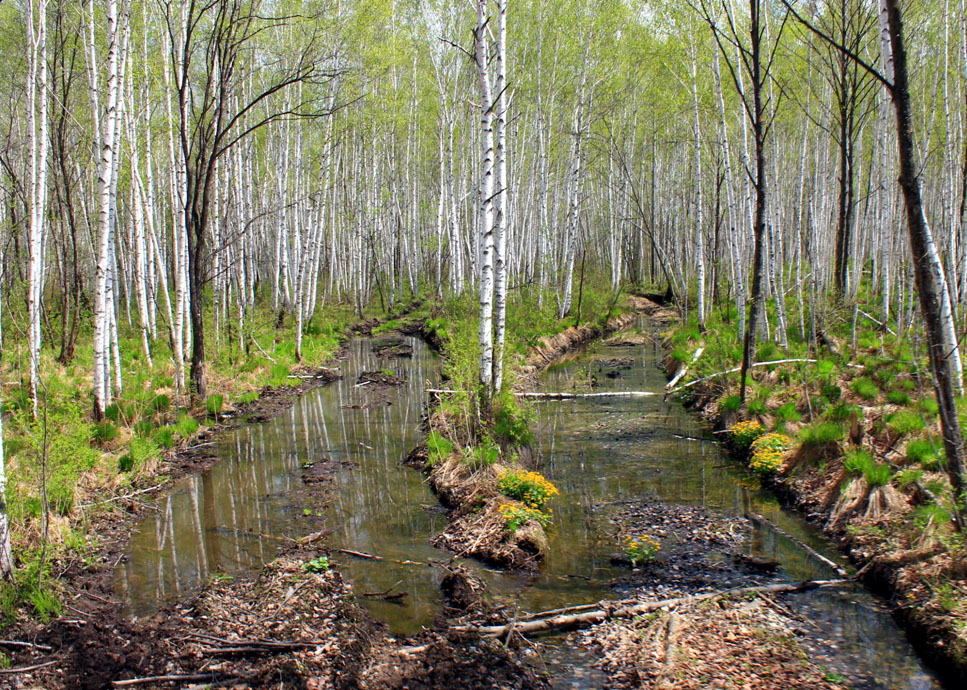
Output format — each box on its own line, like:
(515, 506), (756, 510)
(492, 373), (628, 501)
(117, 329), (943, 689)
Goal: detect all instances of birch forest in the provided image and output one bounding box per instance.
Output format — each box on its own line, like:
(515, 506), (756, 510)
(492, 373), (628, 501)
(0, 0), (966, 686)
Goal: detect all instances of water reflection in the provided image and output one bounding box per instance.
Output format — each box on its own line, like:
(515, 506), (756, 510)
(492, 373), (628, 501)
(118, 338), (447, 626)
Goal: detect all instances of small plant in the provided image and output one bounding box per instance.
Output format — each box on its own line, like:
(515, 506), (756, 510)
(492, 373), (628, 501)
(498, 503), (550, 531)
(906, 438), (945, 469)
(462, 440), (500, 470)
(118, 453), (135, 473)
(149, 394), (171, 413)
(729, 420), (765, 450)
(851, 377), (880, 401)
(426, 430), (455, 468)
(816, 360), (836, 377)
(886, 390), (912, 406)
(92, 421), (119, 444)
(720, 394), (742, 413)
(303, 556), (330, 573)
(206, 394), (225, 418)
(799, 422), (844, 446)
(624, 534), (661, 565)
(497, 470), (560, 509)
(133, 420), (155, 437)
(176, 412), (200, 438)
(28, 588), (62, 623)
(104, 403), (123, 422)
(918, 398), (940, 416)
(775, 402), (801, 424)
(827, 402), (861, 422)
(864, 461), (893, 487)
(820, 383), (842, 401)
(749, 432), (792, 475)
(747, 399), (767, 415)
(886, 410), (925, 436)
(843, 448), (873, 476)
(154, 426), (177, 449)
(237, 391), (259, 404)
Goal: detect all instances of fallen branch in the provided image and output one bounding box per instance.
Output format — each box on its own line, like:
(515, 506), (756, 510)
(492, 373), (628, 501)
(0, 659), (56, 674)
(451, 579), (851, 637)
(666, 359), (819, 395)
(857, 309), (897, 336)
(426, 388), (658, 399)
(335, 548), (382, 560)
(0, 640), (53, 652)
(113, 673), (227, 687)
(666, 346), (705, 390)
(748, 513), (849, 578)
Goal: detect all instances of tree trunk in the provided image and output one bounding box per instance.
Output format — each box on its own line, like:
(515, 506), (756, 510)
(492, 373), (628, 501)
(880, 0), (967, 526)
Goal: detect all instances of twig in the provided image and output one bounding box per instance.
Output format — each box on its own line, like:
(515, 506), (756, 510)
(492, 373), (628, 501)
(334, 548), (382, 560)
(112, 673), (224, 687)
(0, 659), (57, 674)
(666, 359), (820, 395)
(0, 640), (53, 652)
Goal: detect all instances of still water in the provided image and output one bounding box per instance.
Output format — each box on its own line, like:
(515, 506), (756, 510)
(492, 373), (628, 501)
(118, 333), (942, 688)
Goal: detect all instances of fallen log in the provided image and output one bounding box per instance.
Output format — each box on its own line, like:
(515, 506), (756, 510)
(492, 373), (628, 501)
(426, 388), (658, 399)
(748, 513), (849, 578)
(666, 346), (705, 390)
(451, 579), (851, 637)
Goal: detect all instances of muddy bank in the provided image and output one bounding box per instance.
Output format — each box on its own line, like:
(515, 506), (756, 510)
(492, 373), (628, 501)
(11, 538), (548, 689)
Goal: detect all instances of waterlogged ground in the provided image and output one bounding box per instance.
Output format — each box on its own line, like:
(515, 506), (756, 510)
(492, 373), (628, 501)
(119, 331), (942, 689)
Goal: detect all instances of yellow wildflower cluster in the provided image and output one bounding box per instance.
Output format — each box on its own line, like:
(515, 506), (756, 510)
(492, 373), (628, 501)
(749, 432), (792, 475)
(497, 470), (560, 509)
(498, 502), (550, 531)
(729, 420), (766, 449)
(624, 533), (660, 565)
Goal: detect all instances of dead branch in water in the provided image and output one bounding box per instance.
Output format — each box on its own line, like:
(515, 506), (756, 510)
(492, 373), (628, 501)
(426, 388), (658, 399)
(450, 579), (852, 637)
(747, 513), (850, 578)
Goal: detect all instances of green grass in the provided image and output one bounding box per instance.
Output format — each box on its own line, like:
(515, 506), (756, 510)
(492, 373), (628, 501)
(799, 422), (845, 446)
(720, 395), (742, 413)
(827, 402), (861, 422)
(775, 402), (801, 423)
(886, 390), (912, 405)
(886, 410), (925, 436)
(851, 377), (880, 401)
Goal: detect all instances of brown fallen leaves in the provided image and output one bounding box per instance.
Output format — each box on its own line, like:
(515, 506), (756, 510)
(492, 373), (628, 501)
(578, 594), (847, 690)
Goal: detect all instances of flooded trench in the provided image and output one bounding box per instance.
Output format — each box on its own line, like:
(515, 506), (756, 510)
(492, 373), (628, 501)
(118, 330), (942, 688)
